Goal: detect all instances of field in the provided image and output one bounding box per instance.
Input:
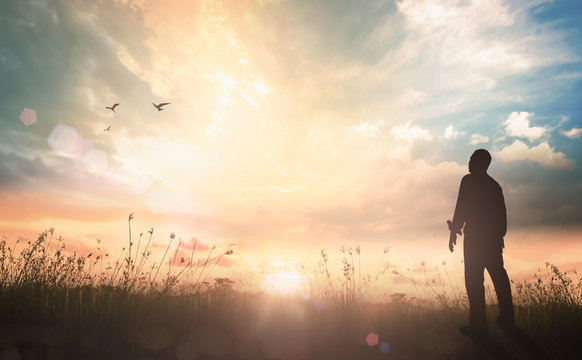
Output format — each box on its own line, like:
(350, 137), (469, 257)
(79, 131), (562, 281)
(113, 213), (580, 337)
(1, 225), (581, 360)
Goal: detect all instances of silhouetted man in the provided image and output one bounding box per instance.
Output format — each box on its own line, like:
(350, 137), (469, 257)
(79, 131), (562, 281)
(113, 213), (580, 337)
(448, 149), (514, 338)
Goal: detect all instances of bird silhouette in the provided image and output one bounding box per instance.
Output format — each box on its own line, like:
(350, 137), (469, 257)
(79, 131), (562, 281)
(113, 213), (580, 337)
(105, 103), (119, 113)
(104, 125), (111, 131)
(153, 102), (170, 111)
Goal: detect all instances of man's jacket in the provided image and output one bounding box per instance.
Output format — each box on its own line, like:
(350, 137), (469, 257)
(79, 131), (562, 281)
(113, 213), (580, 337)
(451, 172), (507, 251)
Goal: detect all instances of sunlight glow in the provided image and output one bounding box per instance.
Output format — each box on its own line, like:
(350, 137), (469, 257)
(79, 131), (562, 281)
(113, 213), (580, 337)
(241, 94), (260, 108)
(218, 72), (236, 90)
(3, 0), (581, 302)
(252, 81), (272, 97)
(260, 269), (304, 294)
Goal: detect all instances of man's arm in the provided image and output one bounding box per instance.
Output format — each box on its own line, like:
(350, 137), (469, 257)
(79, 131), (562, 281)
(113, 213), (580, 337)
(447, 220), (461, 252)
(448, 176), (468, 252)
(451, 176), (468, 233)
(498, 184), (507, 244)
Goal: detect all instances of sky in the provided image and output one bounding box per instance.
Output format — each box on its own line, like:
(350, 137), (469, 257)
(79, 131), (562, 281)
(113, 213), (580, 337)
(1, 0), (582, 296)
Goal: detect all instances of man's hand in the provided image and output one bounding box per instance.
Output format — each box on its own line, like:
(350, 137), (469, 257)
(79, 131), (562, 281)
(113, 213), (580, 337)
(447, 220), (461, 253)
(449, 231), (457, 252)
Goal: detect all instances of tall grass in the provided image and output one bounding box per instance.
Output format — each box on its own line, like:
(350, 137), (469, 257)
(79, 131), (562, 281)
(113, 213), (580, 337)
(0, 227), (233, 293)
(0, 216), (234, 336)
(1, 223), (581, 359)
(308, 245), (582, 359)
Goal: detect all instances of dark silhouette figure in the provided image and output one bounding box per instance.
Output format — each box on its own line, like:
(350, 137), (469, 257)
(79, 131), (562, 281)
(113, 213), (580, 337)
(448, 149), (514, 337)
(152, 102), (170, 111)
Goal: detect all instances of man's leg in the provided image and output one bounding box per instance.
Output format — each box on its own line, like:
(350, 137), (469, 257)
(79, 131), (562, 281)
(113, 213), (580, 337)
(464, 245), (488, 333)
(486, 251), (514, 328)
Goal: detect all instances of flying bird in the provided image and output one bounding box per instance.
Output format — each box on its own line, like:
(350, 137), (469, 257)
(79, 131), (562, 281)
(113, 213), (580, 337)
(104, 125), (111, 131)
(105, 103), (119, 113)
(153, 102), (170, 111)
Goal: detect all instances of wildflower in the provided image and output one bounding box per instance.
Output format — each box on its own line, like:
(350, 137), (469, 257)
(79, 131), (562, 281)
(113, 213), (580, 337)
(128, 213), (134, 221)
(225, 249), (234, 255)
(170, 232), (175, 239)
(149, 228), (154, 235)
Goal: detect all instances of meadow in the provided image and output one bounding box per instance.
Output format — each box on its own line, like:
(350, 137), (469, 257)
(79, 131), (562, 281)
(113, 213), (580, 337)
(1, 220), (581, 360)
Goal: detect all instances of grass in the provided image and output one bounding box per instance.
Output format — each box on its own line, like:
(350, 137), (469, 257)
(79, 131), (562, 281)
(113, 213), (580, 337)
(1, 219), (581, 359)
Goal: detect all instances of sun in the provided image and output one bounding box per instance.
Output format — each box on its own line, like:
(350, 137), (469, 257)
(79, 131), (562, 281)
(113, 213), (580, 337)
(260, 269), (304, 294)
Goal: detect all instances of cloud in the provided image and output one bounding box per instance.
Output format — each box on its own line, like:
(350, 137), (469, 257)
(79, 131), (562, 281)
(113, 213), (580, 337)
(495, 140), (575, 171)
(503, 112), (547, 141)
(304, 157), (466, 242)
(0, 190), (126, 223)
(443, 124), (464, 139)
(396, 0), (578, 73)
(562, 128), (582, 139)
(470, 134), (489, 145)
(380, 0), (581, 127)
(0, 151), (56, 189)
(391, 121), (433, 143)
(397, 89), (427, 107)
(355, 122), (383, 137)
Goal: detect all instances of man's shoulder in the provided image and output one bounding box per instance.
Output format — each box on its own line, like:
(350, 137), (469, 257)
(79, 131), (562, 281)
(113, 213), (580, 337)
(461, 173), (502, 188)
(486, 174), (502, 188)
(461, 173), (480, 183)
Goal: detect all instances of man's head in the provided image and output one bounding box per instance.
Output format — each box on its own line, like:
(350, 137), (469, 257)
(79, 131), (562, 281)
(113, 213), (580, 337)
(469, 149), (491, 173)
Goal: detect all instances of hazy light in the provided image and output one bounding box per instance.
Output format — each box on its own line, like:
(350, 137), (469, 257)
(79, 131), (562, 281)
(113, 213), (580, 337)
(379, 342), (391, 353)
(218, 72), (236, 90)
(207, 124), (227, 136)
(355, 123), (381, 137)
(47, 124), (93, 160)
(253, 81), (272, 97)
(144, 186), (177, 215)
(84, 148), (108, 173)
(260, 269), (304, 294)
(219, 95), (229, 106)
(278, 185), (305, 193)
(241, 94), (260, 108)
(365, 332), (379, 347)
(19, 108), (37, 126)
